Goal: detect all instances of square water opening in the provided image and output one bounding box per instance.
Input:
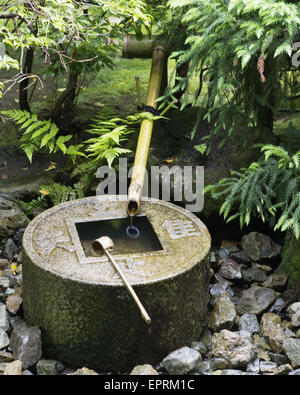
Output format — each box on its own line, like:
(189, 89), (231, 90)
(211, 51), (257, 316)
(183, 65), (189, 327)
(75, 215), (163, 257)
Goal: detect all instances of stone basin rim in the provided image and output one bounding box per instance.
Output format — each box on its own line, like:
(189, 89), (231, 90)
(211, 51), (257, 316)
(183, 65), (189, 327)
(23, 195), (211, 287)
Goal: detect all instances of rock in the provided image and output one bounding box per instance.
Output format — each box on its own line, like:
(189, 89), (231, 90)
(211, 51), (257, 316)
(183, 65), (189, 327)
(253, 334), (272, 351)
(229, 251), (251, 265)
(12, 228), (25, 248)
(218, 259), (242, 280)
(218, 248), (230, 260)
(36, 359), (65, 375)
(282, 338), (300, 368)
(190, 341), (207, 355)
(194, 360), (214, 375)
(211, 330), (256, 369)
(0, 303), (9, 332)
(199, 328), (212, 350)
(243, 267), (267, 283)
(0, 351), (13, 363)
(0, 329), (9, 349)
(273, 364), (293, 375)
(3, 238), (17, 261)
(237, 285), (276, 315)
(22, 369), (33, 375)
(3, 360), (22, 375)
(263, 274), (288, 291)
(72, 367), (99, 375)
(6, 293), (23, 315)
(0, 277), (10, 294)
(255, 263), (272, 272)
(260, 313), (287, 353)
(247, 358), (260, 373)
(269, 298), (285, 314)
(259, 360), (277, 373)
(241, 232), (281, 262)
(130, 364), (158, 375)
(209, 276), (233, 297)
(238, 313), (260, 335)
(286, 302), (300, 328)
(162, 347), (202, 375)
(0, 197), (28, 239)
(268, 352), (289, 365)
(212, 369), (246, 375)
(289, 368), (300, 375)
(9, 316), (23, 329)
(0, 259), (9, 269)
(208, 292), (237, 331)
(10, 323), (42, 369)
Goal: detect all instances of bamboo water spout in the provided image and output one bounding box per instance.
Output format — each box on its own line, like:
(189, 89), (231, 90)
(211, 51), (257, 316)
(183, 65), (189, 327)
(124, 38), (167, 216)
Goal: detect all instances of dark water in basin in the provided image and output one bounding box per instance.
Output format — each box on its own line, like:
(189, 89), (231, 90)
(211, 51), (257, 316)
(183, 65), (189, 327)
(76, 215), (163, 257)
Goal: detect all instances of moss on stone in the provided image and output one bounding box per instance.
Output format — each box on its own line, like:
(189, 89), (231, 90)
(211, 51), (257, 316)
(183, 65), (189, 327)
(277, 232), (300, 289)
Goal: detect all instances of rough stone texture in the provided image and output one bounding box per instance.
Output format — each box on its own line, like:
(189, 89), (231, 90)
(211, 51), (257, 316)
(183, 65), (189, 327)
(260, 313), (288, 352)
(162, 346), (202, 375)
(282, 339), (300, 368)
(3, 238), (17, 261)
(6, 293), (23, 315)
(286, 303), (300, 328)
(0, 302), (9, 332)
(36, 359), (65, 375)
(72, 367), (99, 375)
(0, 197), (28, 240)
(22, 196), (211, 372)
(273, 364), (293, 375)
(212, 369), (246, 375)
(241, 232), (281, 262)
(263, 274), (288, 291)
(218, 260), (242, 280)
(10, 322), (42, 369)
(211, 330), (256, 369)
(238, 314), (260, 335)
(229, 251), (251, 265)
(3, 360), (22, 375)
(236, 286), (276, 315)
(243, 267), (267, 283)
(208, 292), (236, 331)
(130, 364), (158, 375)
(259, 360), (277, 373)
(194, 360), (214, 375)
(0, 329), (9, 349)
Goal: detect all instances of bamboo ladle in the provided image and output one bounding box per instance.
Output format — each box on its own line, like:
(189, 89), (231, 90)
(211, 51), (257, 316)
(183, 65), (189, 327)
(92, 236), (151, 324)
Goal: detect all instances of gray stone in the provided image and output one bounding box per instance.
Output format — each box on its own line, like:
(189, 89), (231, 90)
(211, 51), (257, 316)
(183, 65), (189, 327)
(0, 351), (14, 362)
(22, 369), (34, 375)
(259, 360), (277, 373)
(218, 259), (242, 280)
(3, 238), (17, 261)
(209, 276), (233, 297)
(268, 352), (289, 365)
(0, 329), (9, 349)
(289, 368), (300, 375)
(238, 314), (260, 335)
(0, 259), (9, 269)
(72, 367), (99, 375)
(273, 364), (293, 375)
(0, 277), (10, 294)
(36, 359), (65, 375)
(0, 303), (9, 332)
(162, 347), (202, 375)
(241, 232), (281, 262)
(286, 302), (300, 328)
(199, 328), (212, 350)
(10, 323), (42, 369)
(130, 364), (158, 375)
(237, 286), (276, 315)
(243, 267), (267, 283)
(269, 298), (285, 314)
(263, 274), (288, 291)
(260, 313), (288, 352)
(208, 291), (237, 331)
(4, 360), (22, 375)
(194, 360), (214, 375)
(229, 251), (251, 265)
(282, 338), (300, 368)
(247, 358), (260, 373)
(211, 330), (256, 369)
(6, 293), (23, 315)
(212, 369), (246, 375)
(0, 197), (28, 239)
(190, 341), (207, 355)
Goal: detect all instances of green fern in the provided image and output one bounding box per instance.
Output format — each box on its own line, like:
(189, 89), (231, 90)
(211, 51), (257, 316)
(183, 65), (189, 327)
(206, 144), (300, 239)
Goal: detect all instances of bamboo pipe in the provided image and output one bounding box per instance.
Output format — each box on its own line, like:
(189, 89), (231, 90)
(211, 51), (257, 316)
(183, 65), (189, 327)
(127, 46), (166, 216)
(92, 236), (151, 324)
